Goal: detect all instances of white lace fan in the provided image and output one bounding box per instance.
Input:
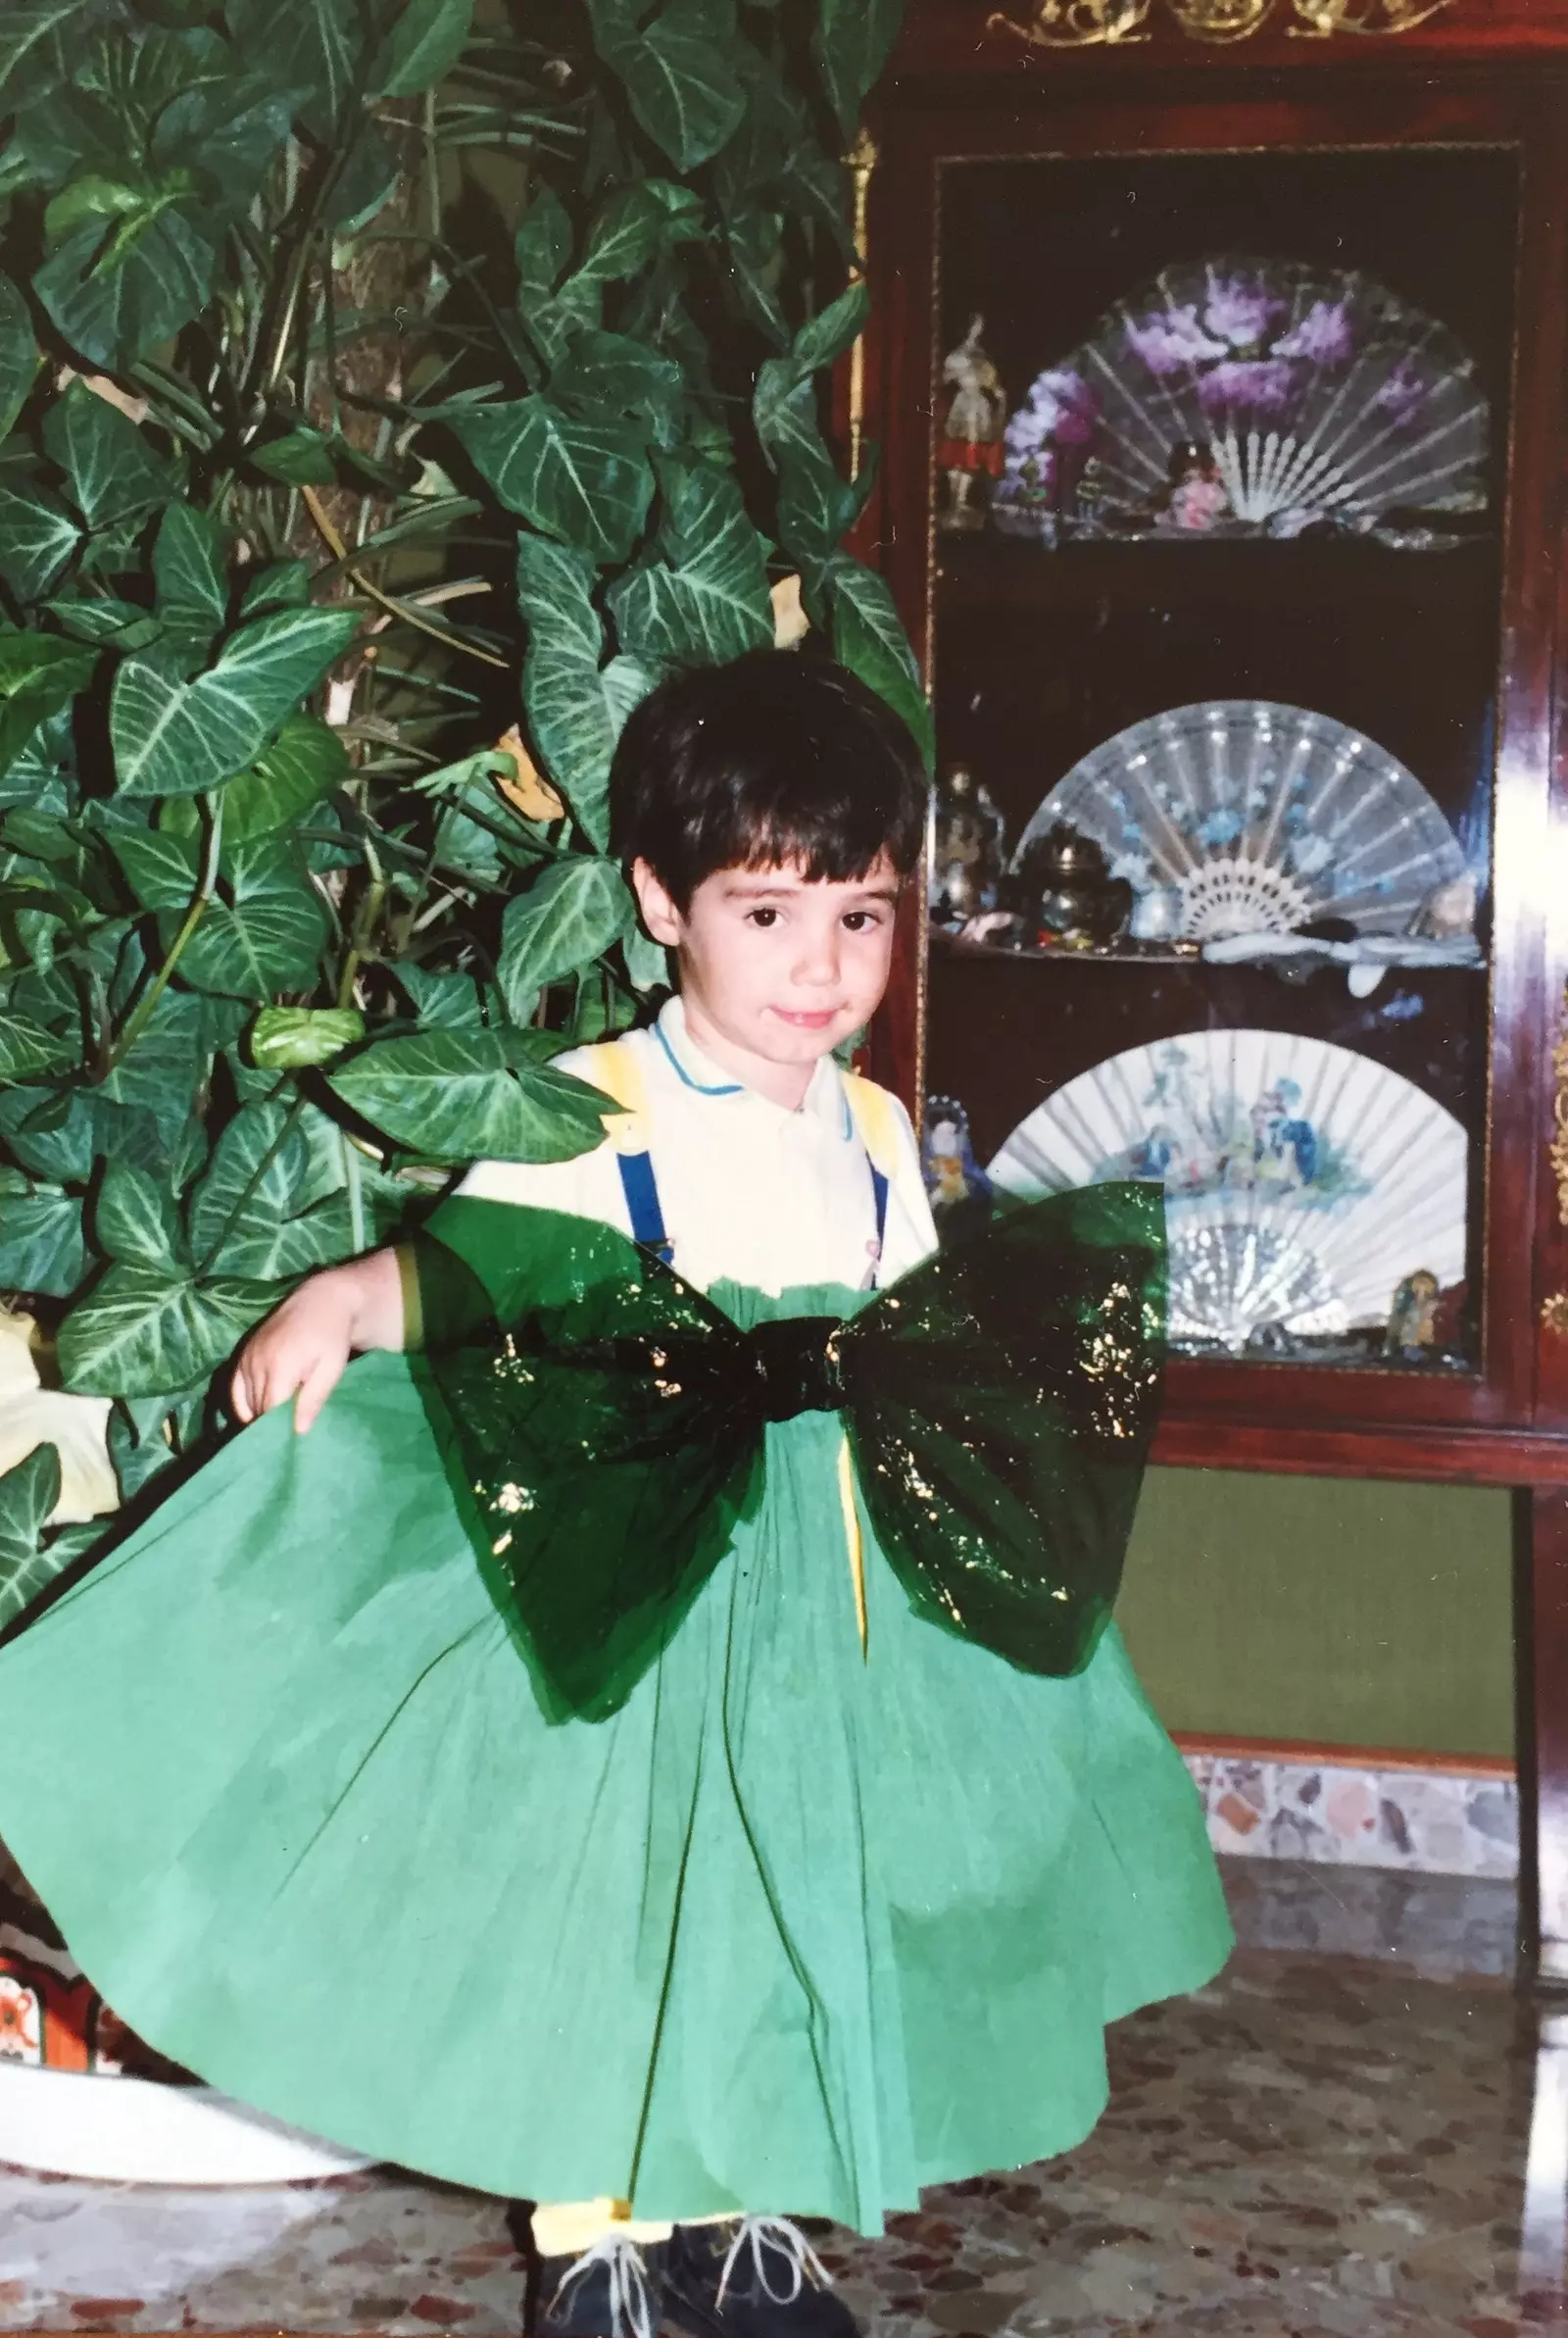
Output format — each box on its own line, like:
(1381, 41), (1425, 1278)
(996, 256), (1490, 545)
(1014, 700), (1467, 941)
(988, 1029), (1468, 1352)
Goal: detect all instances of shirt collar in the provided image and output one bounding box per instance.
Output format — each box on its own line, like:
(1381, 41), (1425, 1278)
(656, 997), (850, 1134)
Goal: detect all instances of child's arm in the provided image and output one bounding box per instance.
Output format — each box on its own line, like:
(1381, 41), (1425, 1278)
(230, 1246), (406, 1433)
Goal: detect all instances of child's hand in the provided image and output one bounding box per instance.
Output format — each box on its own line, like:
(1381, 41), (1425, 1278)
(231, 1249), (404, 1433)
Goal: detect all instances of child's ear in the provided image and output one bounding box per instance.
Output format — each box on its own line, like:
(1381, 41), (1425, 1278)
(631, 859), (683, 946)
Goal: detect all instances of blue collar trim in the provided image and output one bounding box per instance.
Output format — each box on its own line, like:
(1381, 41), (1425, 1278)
(655, 1019), (745, 1096)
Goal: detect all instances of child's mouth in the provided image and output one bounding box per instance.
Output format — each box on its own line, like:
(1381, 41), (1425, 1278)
(770, 1007), (840, 1030)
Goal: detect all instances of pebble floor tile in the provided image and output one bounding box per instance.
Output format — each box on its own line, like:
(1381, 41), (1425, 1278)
(1, 1862), (1555, 2337)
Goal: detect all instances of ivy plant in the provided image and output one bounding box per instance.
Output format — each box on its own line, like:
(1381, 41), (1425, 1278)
(0, 0), (920, 1621)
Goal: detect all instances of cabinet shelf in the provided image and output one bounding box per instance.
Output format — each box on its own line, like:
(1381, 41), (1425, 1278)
(934, 529), (1499, 622)
(929, 928), (1489, 978)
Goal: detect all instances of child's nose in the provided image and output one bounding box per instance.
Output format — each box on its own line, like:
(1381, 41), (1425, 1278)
(793, 926), (841, 983)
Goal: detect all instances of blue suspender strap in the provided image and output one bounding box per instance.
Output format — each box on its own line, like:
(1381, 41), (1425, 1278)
(870, 1162), (889, 1253)
(616, 1148), (672, 1263)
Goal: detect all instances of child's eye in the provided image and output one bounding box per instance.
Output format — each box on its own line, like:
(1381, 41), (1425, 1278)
(746, 907), (780, 929)
(842, 910), (884, 933)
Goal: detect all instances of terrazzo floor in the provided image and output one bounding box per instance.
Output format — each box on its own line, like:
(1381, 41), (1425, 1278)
(1, 1860), (1558, 2337)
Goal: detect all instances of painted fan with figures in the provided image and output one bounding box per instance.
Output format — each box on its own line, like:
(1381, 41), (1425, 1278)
(1013, 700), (1468, 942)
(993, 257), (1491, 547)
(987, 1029), (1468, 1354)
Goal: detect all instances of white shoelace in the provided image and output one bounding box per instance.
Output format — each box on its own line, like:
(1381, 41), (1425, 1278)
(549, 2232), (657, 2338)
(716, 2216), (833, 2309)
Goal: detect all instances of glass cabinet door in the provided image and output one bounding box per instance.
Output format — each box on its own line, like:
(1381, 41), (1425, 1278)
(920, 144), (1516, 1378)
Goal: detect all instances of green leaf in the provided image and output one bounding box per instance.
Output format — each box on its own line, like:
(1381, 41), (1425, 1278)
(0, 1083), (94, 1181)
(514, 534), (656, 846)
(0, 632), (96, 780)
(610, 458), (772, 665)
(45, 595), (163, 651)
(370, 0), (474, 97)
(0, 1443), (64, 1633)
(107, 821), (198, 911)
(793, 279), (869, 378)
(326, 1028), (613, 1165)
(449, 398), (654, 565)
(0, 483), (81, 601)
(812, 0), (903, 138)
(111, 606), (360, 798)
(59, 1262), (272, 1397)
(0, 1184), (84, 1295)
(551, 330), (684, 423)
(221, 1194), (357, 1280)
(96, 1155), (183, 1269)
(0, 274), (39, 444)
(622, 922), (668, 994)
(187, 1098), (306, 1265)
(248, 428), (339, 487)
(826, 559), (933, 769)
(589, 0), (748, 171)
(224, 0), (358, 137)
(514, 184), (571, 308)
(251, 1004), (364, 1070)
(0, 1), (88, 110)
(97, 987), (207, 1136)
(723, 206), (789, 347)
(393, 964), (487, 1028)
(499, 856), (634, 1015)
(222, 715), (348, 840)
(175, 841), (327, 1000)
(239, 559), (311, 618)
(35, 210), (218, 372)
(0, 1006), (75, 1077)
(152, 502), (226, 624)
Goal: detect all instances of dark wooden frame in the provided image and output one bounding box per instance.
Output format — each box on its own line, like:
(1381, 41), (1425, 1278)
(860, 0), (1568, 1975)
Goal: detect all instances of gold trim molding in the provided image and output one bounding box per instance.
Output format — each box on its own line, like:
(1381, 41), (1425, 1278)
(1544, 984), (1568, 1339)
(988, 0), (1453, 45)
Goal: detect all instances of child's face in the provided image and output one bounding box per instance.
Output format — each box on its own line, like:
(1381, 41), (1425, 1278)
(632, 853), (902, 1098)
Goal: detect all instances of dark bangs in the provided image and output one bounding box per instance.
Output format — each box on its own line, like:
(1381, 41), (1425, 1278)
(608, 649), (928, 909)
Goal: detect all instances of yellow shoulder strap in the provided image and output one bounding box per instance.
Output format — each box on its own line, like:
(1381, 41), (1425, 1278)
(841, 1069), (903, 1177)
(576, 1038), (648, 1154)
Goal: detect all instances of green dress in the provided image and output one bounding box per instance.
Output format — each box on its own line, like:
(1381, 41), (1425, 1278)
(0, 1194), (1231, 2236)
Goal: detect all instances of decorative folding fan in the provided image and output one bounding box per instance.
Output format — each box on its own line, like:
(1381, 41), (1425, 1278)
(988, 1029), (1468, 1352)
(993, 257), (1491, 546)
(1014, 700), (1468, 942)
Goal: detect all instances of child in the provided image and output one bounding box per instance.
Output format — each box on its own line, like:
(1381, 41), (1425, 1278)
(0, 652), (1231, 2338)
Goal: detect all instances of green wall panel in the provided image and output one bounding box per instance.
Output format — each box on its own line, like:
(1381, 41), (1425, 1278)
(1117, 1467), (1516, 1760)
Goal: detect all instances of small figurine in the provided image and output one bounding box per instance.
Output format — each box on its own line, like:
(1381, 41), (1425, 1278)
(1014, 824), (1133, 950)
(1161, 440), (1232, 534)
(1411, 871), (1478, 942)
(1386, 1269), (1442, 1362)
(921, 1097), (994, 1246)
(937, 317), (1007, 533)
(930, 765), (1004, 925)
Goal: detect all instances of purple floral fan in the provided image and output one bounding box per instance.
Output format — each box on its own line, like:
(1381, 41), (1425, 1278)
(993, 257), (1491, 548)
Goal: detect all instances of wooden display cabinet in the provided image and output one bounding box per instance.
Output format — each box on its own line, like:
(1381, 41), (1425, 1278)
(857, 0), (1568, 1976)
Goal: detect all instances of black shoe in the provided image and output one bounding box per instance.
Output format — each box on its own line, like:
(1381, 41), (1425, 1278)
(508, 2202), (667, 2338)
(662, 2219), (859, 2338)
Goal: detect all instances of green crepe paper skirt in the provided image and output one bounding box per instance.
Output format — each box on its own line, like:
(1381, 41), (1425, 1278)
(0, 1279), (1231, 2234)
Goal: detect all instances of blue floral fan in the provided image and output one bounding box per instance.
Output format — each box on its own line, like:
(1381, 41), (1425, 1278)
(988, 1030), (1468, 1353)
(1014, 700), (1467, 942)
(994, 256), (1491, 547)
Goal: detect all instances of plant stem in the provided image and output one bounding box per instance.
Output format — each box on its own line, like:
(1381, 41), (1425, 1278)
(300, 483), (511, 668)
(103, 796), (224, 1079)
(341, 1128), (367, 1254)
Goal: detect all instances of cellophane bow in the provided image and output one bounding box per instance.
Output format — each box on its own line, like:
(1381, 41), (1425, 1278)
(414, 1184), (1165, 1723)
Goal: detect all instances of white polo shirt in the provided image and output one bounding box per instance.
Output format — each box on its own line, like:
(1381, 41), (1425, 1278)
(458, 997), (936, 1298)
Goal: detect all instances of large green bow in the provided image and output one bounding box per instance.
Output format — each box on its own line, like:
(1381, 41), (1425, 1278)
(414, 1184), (1165, 1723)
